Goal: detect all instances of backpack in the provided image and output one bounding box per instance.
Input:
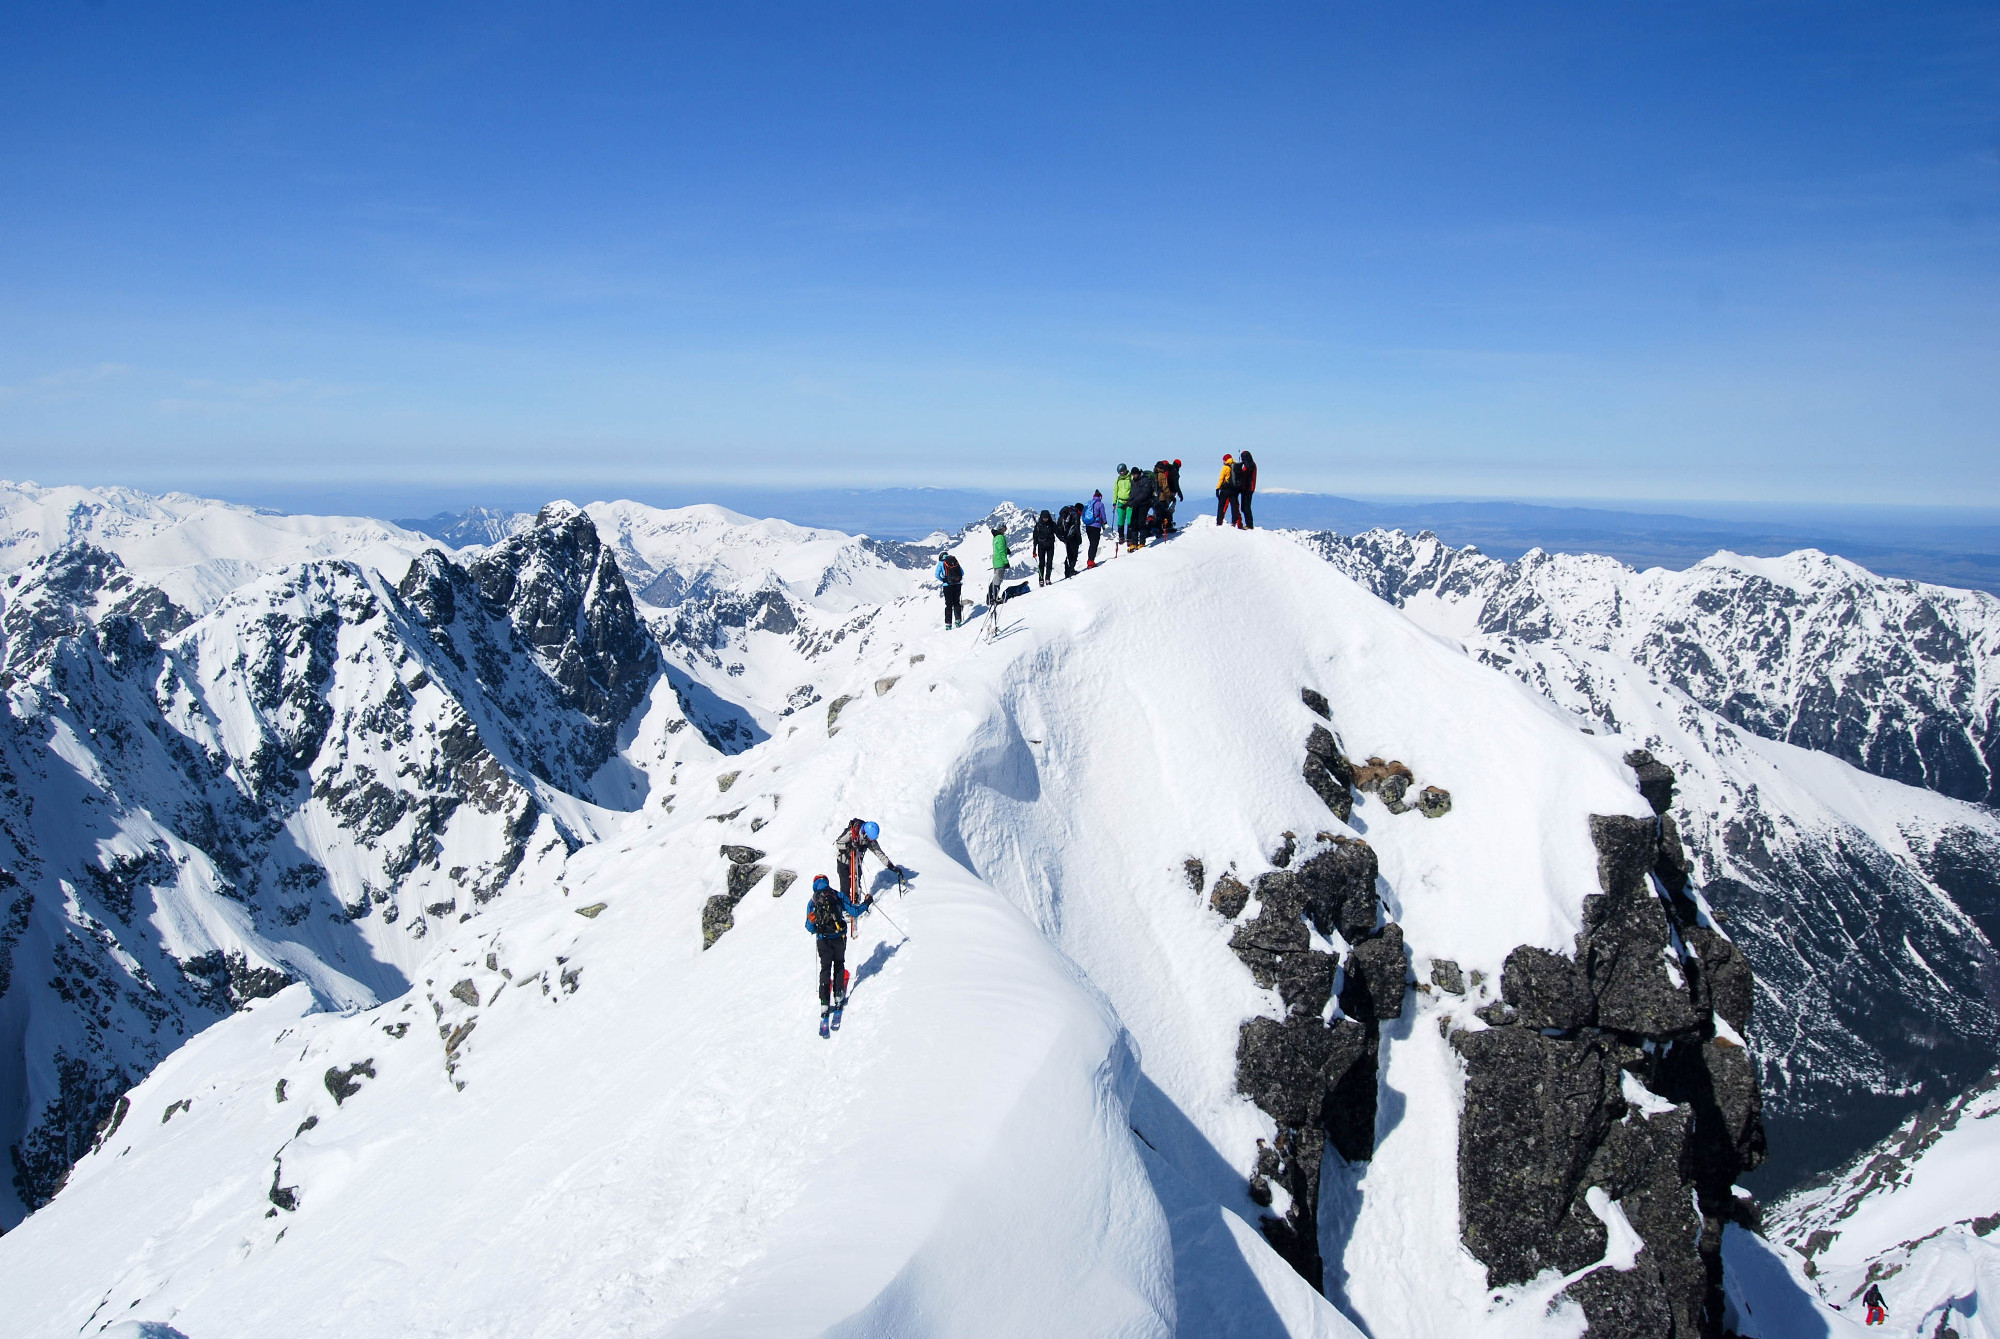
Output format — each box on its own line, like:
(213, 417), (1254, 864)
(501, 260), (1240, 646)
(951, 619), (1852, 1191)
(808, 886), (846, 937)
(1230, 460), (1248, 490)
(941, 553), (963, 584)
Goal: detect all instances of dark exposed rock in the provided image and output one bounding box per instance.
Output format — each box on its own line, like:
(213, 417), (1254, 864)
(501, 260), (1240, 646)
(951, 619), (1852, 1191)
(701, 894), (736, 949)
(1502, 945), (1593, 1031)
(1684, 924), (1753, 1033)
(1184, 857), (1206, 894)
(1229, 908), (1335, 1017)
(1237, 1014), (1337, 1127)
(1301, 687), (1331, 719)
(726, 863), (770, 900)
(1454, 802), (1766, 1338)
(1322, 1018), (1377, 1164)
(178, 949), (294, 1011)
(1303, 753), (1354, 823)
(1454, 1026), (1633, 1282)
(1291, 838), (1379, 942)
(1559, 1257), (1676, 1339)
(826, 694), (857, 732)
(1654, 814), (1692, 897)
(465, 502), (658, 746)
(1209, 873), (1249, 919)
(1624, 749), (1679, 816)
(1415, 785), (1452, 818)
(449, 978), (479, 1008)
(575, 902), (607, 918)
(269, 1161), (299, 1213)
(720, 844), (765, 865)
(323, 1060), (375, 1106)
(1431, 958), (1465, 995)
(1304, 725), (1356, 824)
(772, 869), (798, 898)
(1583, 815), (1702, 1036)
(1271, 833), (1297, 868)
(1341, 924), (1407, 1022)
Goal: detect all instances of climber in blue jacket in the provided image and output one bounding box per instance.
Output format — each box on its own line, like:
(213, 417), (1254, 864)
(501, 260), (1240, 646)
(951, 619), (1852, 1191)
(805, 874), (871, 1030)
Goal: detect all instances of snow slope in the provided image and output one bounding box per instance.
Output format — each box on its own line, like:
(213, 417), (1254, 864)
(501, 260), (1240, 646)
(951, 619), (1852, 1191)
(0, 504), (705, 1225)
(0, 521), (1753, 1337)
(0, 480), (432, 613)
(1296, 527), (2000, 1190)
(1771, 1069), (2000, 1339)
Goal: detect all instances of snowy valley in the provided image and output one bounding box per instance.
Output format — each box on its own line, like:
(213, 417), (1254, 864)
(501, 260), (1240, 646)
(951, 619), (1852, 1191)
(0, 481), (1994, 1337)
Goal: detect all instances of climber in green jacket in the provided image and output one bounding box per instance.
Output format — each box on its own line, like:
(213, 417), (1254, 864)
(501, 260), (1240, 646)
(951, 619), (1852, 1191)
(987, 524), (1011, 609)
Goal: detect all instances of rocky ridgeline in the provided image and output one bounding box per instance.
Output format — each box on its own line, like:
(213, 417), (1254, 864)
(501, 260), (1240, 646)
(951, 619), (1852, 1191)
(1215, 687), (1409, 1289)
(1452, 752), (1764, 1339)
(1220, 687), (1766, 1336)
(0, 505), (663, 1217)
(1297, 528), (2000, 808)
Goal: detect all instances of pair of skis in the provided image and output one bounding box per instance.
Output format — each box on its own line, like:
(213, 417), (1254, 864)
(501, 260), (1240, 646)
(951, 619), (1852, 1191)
(821, 963), (850, 1038)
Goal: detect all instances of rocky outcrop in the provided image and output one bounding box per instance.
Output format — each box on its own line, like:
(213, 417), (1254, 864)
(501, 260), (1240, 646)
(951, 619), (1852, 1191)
(1229, 796), (1404, 1291)
(1452, 757), (1766, 1338)
(1304, 725), (1355, 822)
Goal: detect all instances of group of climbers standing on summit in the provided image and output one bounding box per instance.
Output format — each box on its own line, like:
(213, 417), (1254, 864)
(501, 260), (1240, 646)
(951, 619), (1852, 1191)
(929, 452), (1263, 628)
(1114, 451), (1257, 549)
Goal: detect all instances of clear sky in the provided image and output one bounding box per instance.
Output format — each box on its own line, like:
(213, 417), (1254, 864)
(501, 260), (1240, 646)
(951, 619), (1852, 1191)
(2, 2), (1996, 506)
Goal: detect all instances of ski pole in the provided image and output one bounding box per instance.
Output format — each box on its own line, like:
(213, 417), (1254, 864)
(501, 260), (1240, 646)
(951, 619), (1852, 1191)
(870, 901), (911, 941)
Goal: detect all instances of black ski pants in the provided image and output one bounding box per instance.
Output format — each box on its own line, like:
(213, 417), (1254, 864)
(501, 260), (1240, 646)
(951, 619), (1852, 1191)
(1062, 540), (1080, 577)
(817, 935), (847, 1007)
(1241, 491), (1255, 529)
(1085, 526), (1101, 563)
(942, 583), (962, 626)
(1217, 489), (1241, 527)
(1035, 545), (1054, 582)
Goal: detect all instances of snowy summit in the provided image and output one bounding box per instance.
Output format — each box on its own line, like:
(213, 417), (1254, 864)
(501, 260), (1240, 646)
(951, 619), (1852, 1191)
(0, 489), (1991, 1338)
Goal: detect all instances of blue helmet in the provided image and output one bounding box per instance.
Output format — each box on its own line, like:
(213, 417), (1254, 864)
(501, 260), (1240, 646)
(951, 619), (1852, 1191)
(862, 821), (879, 842)
(812, 875), (831, 892)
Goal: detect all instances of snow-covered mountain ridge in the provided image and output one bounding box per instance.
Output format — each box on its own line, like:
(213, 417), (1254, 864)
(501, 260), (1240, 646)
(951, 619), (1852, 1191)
(0, 499), (711, 1223)
(1300, 528), (2000, 808)
(1294, 526), (2000, 1191)
(1, 504), (1815, 1337)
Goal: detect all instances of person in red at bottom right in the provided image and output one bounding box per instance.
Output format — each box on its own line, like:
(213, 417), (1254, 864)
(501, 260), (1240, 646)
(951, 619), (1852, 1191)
(1237, 450), (1258, 529)
(1861, 1282), (1886, 1325)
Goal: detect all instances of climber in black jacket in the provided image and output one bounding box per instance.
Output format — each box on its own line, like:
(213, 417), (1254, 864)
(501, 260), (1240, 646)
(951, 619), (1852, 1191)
(1033, 509), (1057, 586)
(1125, 467), (1157, 550)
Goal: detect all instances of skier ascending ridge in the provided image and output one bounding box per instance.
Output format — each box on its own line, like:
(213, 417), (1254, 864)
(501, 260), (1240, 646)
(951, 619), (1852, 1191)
(805, 874), (871, 1037)
(1033, 509), (1057, 586)
(1112, 466), (1132, 545)
(835, 818), (903, 909)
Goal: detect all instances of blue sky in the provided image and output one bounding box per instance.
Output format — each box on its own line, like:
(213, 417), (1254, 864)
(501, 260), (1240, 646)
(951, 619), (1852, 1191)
(2, 2), (1996, 507)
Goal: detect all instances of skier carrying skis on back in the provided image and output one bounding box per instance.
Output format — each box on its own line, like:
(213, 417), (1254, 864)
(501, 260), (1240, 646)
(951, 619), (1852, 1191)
(805, 874), (871, 1036)
(835, 818), (902, 909)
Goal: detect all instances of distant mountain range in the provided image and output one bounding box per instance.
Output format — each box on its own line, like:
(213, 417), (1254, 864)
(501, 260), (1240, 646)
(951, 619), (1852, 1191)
(392, 489), (2000, 593)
